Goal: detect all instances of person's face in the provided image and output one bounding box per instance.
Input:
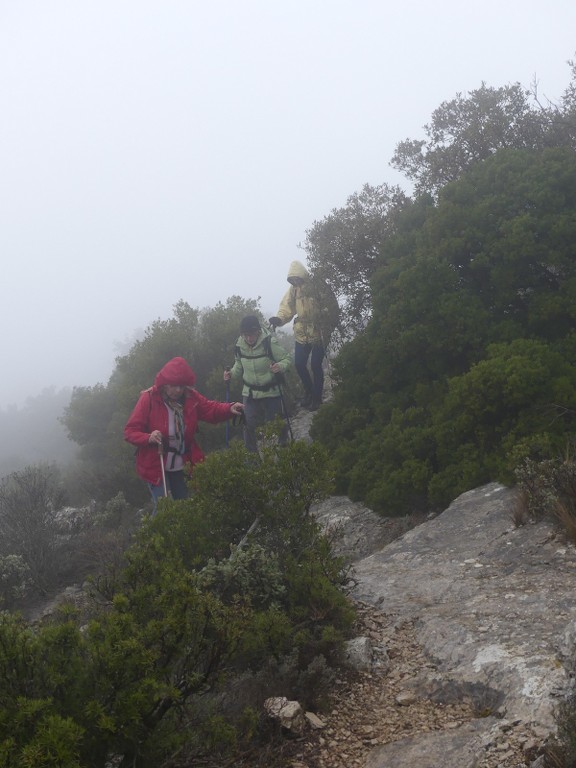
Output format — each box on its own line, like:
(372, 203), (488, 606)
(164, 384), (185, 400)
(243, 331), (259, 347)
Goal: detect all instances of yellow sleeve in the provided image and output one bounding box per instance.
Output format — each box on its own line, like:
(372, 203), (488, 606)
(276, 285), (297, 324)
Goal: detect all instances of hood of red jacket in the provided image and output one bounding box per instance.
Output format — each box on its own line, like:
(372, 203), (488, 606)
(154, 357), (196, 389)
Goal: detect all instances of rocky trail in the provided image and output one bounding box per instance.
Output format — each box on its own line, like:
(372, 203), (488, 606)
(280, 603), (545, 768)
(293, 482), (572, 768)
(281, 401), (573, 768)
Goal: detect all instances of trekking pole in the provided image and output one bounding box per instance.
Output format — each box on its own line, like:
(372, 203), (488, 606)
(267, 321), (295, 442)
(224, 367), (231, 448)
(276, 375), (294, 443)
(236, 516), (260, 550)
(158, 442), (168, 498)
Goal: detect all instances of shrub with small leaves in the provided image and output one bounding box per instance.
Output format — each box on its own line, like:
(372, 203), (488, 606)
(199, 543), (286, 609)
(514, 452), (576, 518)
(0, 439), (354, 767)
(0, 554), (31, 607)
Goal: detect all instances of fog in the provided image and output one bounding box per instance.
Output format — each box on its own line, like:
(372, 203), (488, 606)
(1, 0), (575, 408)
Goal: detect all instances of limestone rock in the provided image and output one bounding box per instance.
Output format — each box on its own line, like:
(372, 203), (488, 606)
(304, 711), (326, 729)
(264, 697), (305, 734)
(349, 481), (576, 767)
(343, 636), (373, 671)
(365, 719), (492, 768)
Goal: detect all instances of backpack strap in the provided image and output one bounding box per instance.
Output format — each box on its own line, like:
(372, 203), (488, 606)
(234, 343), (273, 362)
(262, 335), (273, 361)
(236, 335), (283, 398)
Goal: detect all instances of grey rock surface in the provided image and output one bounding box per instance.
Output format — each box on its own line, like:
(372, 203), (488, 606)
(364, 718), (495, 768)
(312, 495), (409, 562)
(343, 636), (374, 671)
(350, 482), (576, 766)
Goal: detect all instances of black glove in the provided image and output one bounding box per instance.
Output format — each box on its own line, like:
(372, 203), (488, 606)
(269, 316), (282, 328)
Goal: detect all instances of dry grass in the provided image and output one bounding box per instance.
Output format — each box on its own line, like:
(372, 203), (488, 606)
(553, 501), (576, 546)
(509, 487), (531, 527)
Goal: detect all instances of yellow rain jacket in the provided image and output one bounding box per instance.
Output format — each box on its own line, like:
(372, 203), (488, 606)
(275, 261), (340, 345)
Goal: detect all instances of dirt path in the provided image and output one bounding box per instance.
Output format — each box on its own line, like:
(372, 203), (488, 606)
(281, 603), (538, 768)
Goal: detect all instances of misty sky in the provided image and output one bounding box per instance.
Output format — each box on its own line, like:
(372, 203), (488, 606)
(1, 1), (575, 408)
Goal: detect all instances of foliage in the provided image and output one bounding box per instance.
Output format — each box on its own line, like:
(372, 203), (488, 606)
(390, 82), (557, 196)
(0, 464), (68, 594)
(0, 440), (353, 767)
(513, 447), (576, 545)
(313, 147), (576, 514)
(541, 56), (576, 156)
(428, 339), (576, 506)
(303, 183), (409, 338)
(0, 463), (143, 606)
(52, 492), (143, 594)
(0, 554), (31, 609)
(300, 64), (576, 350)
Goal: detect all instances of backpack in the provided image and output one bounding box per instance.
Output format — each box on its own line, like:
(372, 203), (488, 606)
(234, 335), (285, 393)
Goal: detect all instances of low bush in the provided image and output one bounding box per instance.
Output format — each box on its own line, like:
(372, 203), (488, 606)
(514, 452), (576, 544)
(0, 439), (354, 767)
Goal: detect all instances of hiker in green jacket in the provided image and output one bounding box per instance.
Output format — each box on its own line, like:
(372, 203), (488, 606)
(224, 315), (292, 452)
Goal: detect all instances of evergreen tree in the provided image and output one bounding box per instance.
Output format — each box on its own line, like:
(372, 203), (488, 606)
(390, 81), (561, 195)
(313, 147), (576, 513)
(303, 183), (409, 338)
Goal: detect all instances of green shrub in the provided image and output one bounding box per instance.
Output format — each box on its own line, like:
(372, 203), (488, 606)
(0, 439), (354, 767)
(0, 554), (31, 608)
(514, 451), (576, 520)
(0, 464), (67, 594)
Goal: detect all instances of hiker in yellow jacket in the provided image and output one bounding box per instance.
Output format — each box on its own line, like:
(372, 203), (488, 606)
(269, 260), (339, 411)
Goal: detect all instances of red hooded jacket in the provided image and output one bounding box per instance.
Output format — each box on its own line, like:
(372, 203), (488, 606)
(124, 357), (233, 485)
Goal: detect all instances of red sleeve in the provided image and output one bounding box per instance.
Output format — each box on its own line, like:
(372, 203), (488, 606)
(193, 391), (233, 424)
(124, 393), (153, 447)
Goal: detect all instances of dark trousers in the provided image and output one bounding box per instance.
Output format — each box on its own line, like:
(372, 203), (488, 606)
(295, 342), (325, 402)
(243, 395), (287, 452)
(148, 470), (188, 514)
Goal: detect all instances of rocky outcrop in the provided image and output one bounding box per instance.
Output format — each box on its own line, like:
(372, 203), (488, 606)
(312, 495), (414, 562)
(348, 482), (576, 767)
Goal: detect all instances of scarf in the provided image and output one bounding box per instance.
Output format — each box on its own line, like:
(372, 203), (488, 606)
(163, 395), (186, 468)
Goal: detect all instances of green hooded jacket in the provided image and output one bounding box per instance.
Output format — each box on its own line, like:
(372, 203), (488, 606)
(230, 329), (291, 399)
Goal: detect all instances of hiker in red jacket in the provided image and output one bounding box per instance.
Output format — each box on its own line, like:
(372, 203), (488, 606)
(124, 356), (243, 510)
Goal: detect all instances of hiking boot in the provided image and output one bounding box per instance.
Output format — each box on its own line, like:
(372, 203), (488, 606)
(307, 398), (322, 412)
(300, 393), (314, 408)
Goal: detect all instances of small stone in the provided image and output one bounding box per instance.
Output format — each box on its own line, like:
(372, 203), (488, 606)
(522, 738), (538, 753)
(395, 690), (418, 706)
(305, 711), (326, 729)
